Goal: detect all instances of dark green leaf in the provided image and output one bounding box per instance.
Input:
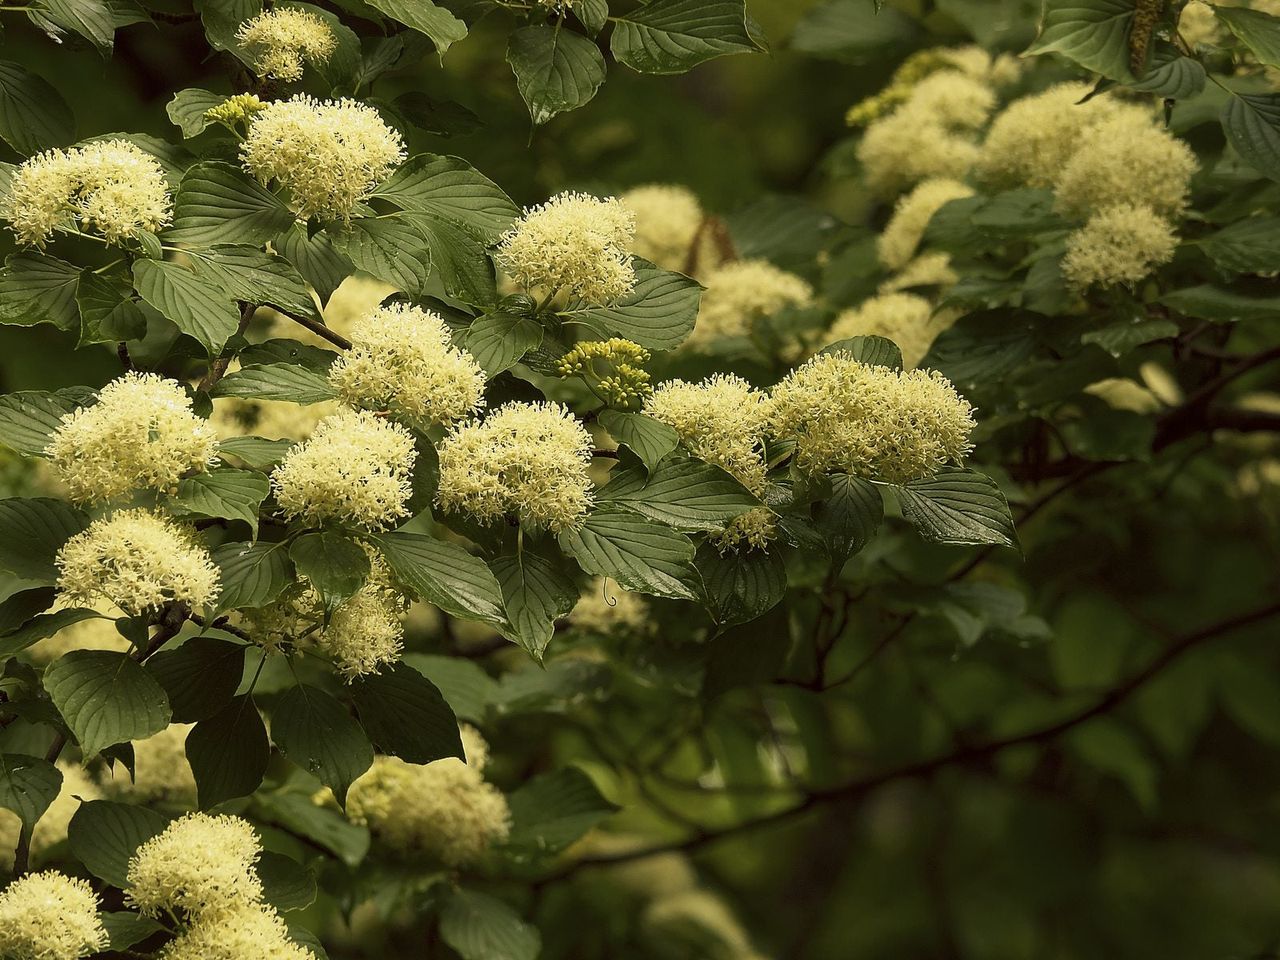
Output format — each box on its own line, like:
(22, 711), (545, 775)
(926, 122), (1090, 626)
(370, 531), (507, 627)
(597, 457), (759, 531)
(326, 216), (432, 295)
(146, 637), (248, 724)
(166, 162), (296, 246)
(171, 468), (270, 535)
(43, 651), (171, 757)
(349, 662), (464, 765)
(0, 754), (61, 829)
(896, 468), (1018, 548)
(211, 540), (295, 613)
(508, 25), (607, 125)
(371, 153), (518, 240)
(132, 259), (241, 355)
(491, 552), (578, 660)
(561, 260), (701, 350)
(0, 253), (82, 331)
(0, 498), (88, 583)
(187, 694), (269, 807)
(610, 0), (763, 75)
(465, 309), (543, 375)
(272, 684), (372, 805)
(506, 767), (618, 854)
(165, 88), (226, 137)
(401, 653), (497, 723)
(362, 0), (466, 56)
(211, 364), (338, 404)
(67, 800), (169, 887)
(259, 850), (318, 912)
(439, 889), (540, 960)
(0, 388), (92, 458)
(0, 61), (75, 154)
(1222, 92), (1280, 183)
(814, 473), (883, 564)
(76, 271), (146, 346)
(1025, 0), (1134, 81)
(696, 543), (787, 627)
(290, 532), (370, 617)
(1216, 6), (1280, 68)
(558, 507), (699, 600)
(597, 410), (678, 473)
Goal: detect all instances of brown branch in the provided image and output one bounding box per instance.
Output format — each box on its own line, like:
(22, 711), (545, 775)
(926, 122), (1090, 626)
(274, 306), (352, 351)
(198, 303), (257, 393)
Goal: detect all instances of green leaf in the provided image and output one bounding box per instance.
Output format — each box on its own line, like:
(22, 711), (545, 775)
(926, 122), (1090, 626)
(146, 637), (248, 724)
(370, 532), (507, 627)
(188, 246), (320, 321)
(574, 0), (608, 36)
(166, 88), (226, 137)
(132, 259), (241, 355)
(187, 694), (269, 807)
(597, 457), (759, 532)
(166, 162), (296, 246)
(695, 543), (787, 628)
(0, 608), (103, 658)
(558, 507), (699, 600)
(506, 767), (618, 854)
(211, 364), (338, 404)
(819, 334), (904, 370)
(1221, 92), (1280, 182)
(218, 436), (295, 469)
(895, 468), (1018, 548)
(1196, 217), (1280, 274)
(1160, 284), (1280, 322)
(32, 0), (115, 49)
(1080, 319), (1178, 356)
(1024, 0), (1134, 81)
(465, 309), (544, 375)
(211, 540), (295, 613)
(289, 532), (370, 617)
(1128, 46), (1206, 98)
(67, 800), (169, 887)
(370, 154), (518, 241)
(362, 0), (467, 57)
(597, 411), (678, 473)
(491, 552), (578, 661)
(790, 0), (917, 63)
(389, 92), (484, 139)
(258, 850), (318, 912)
(76, 271), (147, 346)
(0, 61), (75, 154)
(507, 25), (607, 125)
(0, 754), (62, 830)
(43, 651), (172, 757)
(252, 790), (370, 866)
(813, 473), (883, 564)
(100, 912), (166, 951)
(0, 253), (82, 331)
(0, 587), (54, 634)
(170, 468), (270, 536)
(349, 662), (464, 765)
(272, 684), (372, 806)
(0, 497), (88, 583)
(1215, 6), (1280, 68)
(0, 387), (92, 457)
(401, 653), (497, 723)
(274, 225), (353, 307)
(326, 216), (432, 295)
(439, 889), (540, 960)
(610, 0), (763, 75)
(561, 260), (701, 350)
(408, 215), (498, 304)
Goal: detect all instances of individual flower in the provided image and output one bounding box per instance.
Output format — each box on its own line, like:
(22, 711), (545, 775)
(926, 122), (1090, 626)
(328, 303), (486, 425)
(877, 178), (974, 271)
(56, 509), (220, 616)
(103, 723), (198, 807)
(1060, 203), (1178, 290)
(315, 556), (407, 679)
(25, 602), (130, 664)
(689, 260), (813, 345)
(620, 184), (703, 271)
(126, 812), (264, 919)
(45, 371), (218, 503)
(826, 292), (954, 369)
(0, 871), (107, 960)
(1053, 115), (1198, 219)
(645, 375), (771, 493)
(271, 408), (417, 531)
(495, 192), (636, 305)
(556, 338), (653, 408)
(346, 726), (510, 866)
(436, 402), (593, 532)
(0, 763), (103, 871)
(235, 7), (336, 82)
(4, 139), (171, 248)
(159, 904), (316, 960)
(769, 352), (976, 484)
(241, 95), (405, 222)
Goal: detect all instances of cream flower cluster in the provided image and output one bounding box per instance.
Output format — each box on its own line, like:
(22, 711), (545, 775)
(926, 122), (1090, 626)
(0, 871), (107, 960)
(570, 577), (652, 636)
(105, 723), (198, 807)
(346, 726), (510, 866)
(159, 904), (317, 960)
(689, 259), (813, 345)
(126, 812), (263, 918)
(4, 139), (171, 247)
(0, 763), (101, 871)
(1061, 202), (1178, 290)
(436, 401), (594, 532)
(620, 184), (703, 272)
(271, 408), (417, 530)
(241, 95), (405, 221)
(827, 293), (954, 369)
(877, 178), (974, 271)
(770, 352), (976, 484)
(496, 192), (637, 305)
(847, 45), (1019, 127)
(45, 371), (218, 503)
(879, 252), (958, 295)
(646, 375), (771, 494)
(56, 509), (220, 616)
(328, 303), (486, 425)
(235, 7), (337, 82)
(317, 556), (406, 679)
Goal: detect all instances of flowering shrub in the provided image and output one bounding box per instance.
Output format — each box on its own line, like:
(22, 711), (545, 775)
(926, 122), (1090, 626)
(0, 0), (1275, 958)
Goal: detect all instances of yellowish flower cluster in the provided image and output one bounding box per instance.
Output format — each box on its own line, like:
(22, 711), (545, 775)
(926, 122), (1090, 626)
(210, 397), (338, 443)
(708, 506), (777, 555)
(620, 184), (703, 272)
(204, 93), (266, 131)
(45, 372), (218, 503)
(0, 763), (102, 871)
(0, 871), (107, 960)
(436, 402), (594, 532)
(556, 338), (653, 408)
(496, 192), (637, 305)
(235, 7), (336, 82)
(346, 726), (510, 866)
(271, 408), (417, 531)
(1061, 202), (1178, 290)
(877, 178), (974, 271)
(25, 602), (130, 664)
(328, 303), (486, 425)
(1179, 0), (1221, 48)
(770, 353), (976, 484)
(126, 812), (263, 918)
(646, 375), (771, 494)
(241, 96), (405, 222)
(316, 557), (407, 679)
(689, 259), (813, 345)
(847, 46), (1018, 126)
(570, 577), (653, 636)
(879, 252), (959, 294)
(4, 139), (171, 247)
(56, 509), (220, 616)
(104, 723), (198, 807)
(160, 904), (317, 960)
(827, 292), (953, 369)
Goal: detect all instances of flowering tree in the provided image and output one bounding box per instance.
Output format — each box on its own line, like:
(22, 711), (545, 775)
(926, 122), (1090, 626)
(0, 0), (1277, 957)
